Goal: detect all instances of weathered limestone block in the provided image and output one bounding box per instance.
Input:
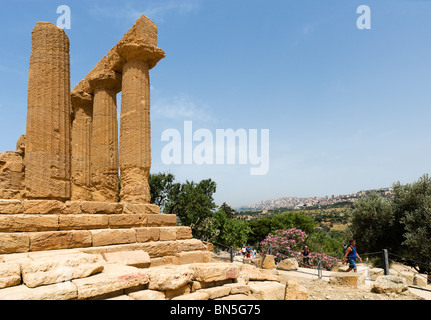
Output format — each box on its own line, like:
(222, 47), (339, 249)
(171, 291), (209, 301)
(0, 233), (30, 254)
(239, 264), (280, 282)
(146, 214), (177, 227)
(88, 69), (122, 203)
(0, 263), (21, 289)
(71, 91), (93, 201)
(165, 284), (192, 300)
(216, 294), (258, 301)
(329, 272), (366, 288)
(122, 202), (159, 215)
(135, 227), (160, 242)
(103, 250), (151, 268)
(59, 215), (109, 230)
(400, 271), (414, 285)
(150, 256), (174, 267)
(249, 281), (286, 300)
(198, 286), (231, 300)
(117, 16), (165, 204)
(106, 294), (134, 300)
(0, 214), (59, 232)
(258, 254), (276, 269)
(25, 22), (71, 200)
(63, 201), (83, 214)
(108, 214), (142, 229)
(23, 200), (66, 214)
(146, 265), (194, 291)
(0, 200), (23, 214)
(129, 289), (166, 300)
(372, 275), (409, 294)
(29, 230), (92, 252)
(0, 283), (78, 300)
(175, 227), (193, 240)
(176, 239), (208, 254)
(223, 283), (251, 295)
(190, 263), (240, 283)
(140, 240), (179, 258)
(173, 251), (212, 265)
(16, 135), (26, 155)
(21, 253), (104, 288)
(72, 263), (149, 300)
(0, 152), (25, 199)
(278, 258), (299, 271)
(0, 189), (25, 200)
(159, 227), (177, 241)
(91, 229), (137, 247)
(284, 278), (308, 300)
(414, 274), (428, 287)
(369, 268), (384, 280)
(80, 201), (123, 214)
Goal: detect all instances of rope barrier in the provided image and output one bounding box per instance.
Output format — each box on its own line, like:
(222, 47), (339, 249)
(389, 253), (431, 270)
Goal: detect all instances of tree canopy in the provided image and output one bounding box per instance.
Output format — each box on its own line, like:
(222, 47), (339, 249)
(347, 174), (431, 272)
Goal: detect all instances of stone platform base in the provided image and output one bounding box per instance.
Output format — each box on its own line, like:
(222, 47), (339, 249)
(0, 199), (181, 254)
(0, 248), (305, 300)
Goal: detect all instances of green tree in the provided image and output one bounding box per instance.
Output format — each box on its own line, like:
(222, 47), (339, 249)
(246, 213), (316, 248)
(270, 212), (316, 235)
(347, 174), (431, 273)
(346, 192), (397, 254)
(149, 172), (175, 210)
(165, 179), (218, 239)
(394, 174), (431, 272)
(247, 218), (272, 247)
(219, 202), (236, 219)
(219, 218), (251, 248)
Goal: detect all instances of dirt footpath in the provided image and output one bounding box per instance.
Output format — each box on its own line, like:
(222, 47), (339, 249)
(278, 266), (430, 301)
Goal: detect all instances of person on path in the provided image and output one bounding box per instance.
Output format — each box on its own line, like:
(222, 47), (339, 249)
(301, 245), (310, 266)
(246, 244), (252, 258)
(343, 239), (362, 272)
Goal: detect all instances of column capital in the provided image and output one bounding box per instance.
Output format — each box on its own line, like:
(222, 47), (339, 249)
(71, 90), (93, 110)
(88, 70), (122, 94)
(116, 40), (165, 70)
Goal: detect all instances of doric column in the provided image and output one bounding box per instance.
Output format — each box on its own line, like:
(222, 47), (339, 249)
(70, 91), (93, 201)
(88, 71), (122, 202)
(25, 22), (71, 200)
(117, 17), (165, 203)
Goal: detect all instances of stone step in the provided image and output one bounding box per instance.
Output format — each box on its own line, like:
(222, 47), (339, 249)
(0, 226), (193, 254)
(0, 199), (160, 215)
(0, 253), (291, 300)
(0, 212), (177, 233)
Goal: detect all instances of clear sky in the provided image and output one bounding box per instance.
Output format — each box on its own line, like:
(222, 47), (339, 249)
(1, 0), (431, 208)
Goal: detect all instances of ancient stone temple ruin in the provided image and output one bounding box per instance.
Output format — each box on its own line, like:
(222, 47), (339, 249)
(0, 16), (296, 300)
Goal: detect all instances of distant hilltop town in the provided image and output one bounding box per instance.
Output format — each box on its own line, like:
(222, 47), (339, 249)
(239, 187), (393, 212)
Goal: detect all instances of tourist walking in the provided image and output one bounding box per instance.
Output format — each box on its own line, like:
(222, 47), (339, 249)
(343, 239), (362, 272)
(301, 245), (310, 266)
(246, 244), (252, 258)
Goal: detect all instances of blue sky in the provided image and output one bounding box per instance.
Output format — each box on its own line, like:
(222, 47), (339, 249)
(1, 0), (431, 208)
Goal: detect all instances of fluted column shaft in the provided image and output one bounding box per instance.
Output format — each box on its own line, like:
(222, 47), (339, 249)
(119, 60), (151, 203)
(89, 72), (121, 202)
(71, 93), (93, 201)
(25, 22), (71, 200)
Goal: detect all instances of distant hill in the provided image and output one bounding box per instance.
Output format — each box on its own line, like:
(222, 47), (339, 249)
(238, 187), (393, 212)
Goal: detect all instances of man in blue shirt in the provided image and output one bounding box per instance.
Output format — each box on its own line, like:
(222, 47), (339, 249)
(343, 239), (362, 272)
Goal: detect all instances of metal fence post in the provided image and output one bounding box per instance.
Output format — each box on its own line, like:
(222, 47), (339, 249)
(268, 244), (272, 255)
(382, 249), (390, 275)
(318, 258), (322, 279)
(230, 246), (234, 263)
